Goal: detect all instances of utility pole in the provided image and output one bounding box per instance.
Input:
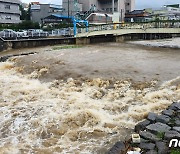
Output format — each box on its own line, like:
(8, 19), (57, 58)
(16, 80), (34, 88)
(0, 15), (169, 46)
(68, 0), (70, 17)
(112, 0), (114, 13)
(121, 9), (123, 22)
(117, 0), (120, 12)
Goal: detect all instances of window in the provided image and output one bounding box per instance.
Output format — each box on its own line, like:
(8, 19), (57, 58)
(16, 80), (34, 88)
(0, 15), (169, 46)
(98, 16), (102, 20)
(5, 15), (11, 20)
(5, 4), (10, 9)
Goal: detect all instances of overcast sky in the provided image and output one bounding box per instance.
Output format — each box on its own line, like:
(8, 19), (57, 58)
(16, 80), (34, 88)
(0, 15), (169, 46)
(21, 0), (180, 9)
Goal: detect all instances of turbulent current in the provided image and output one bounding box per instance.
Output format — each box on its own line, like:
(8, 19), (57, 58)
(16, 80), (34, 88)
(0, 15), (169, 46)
(0, 61), (180, 153)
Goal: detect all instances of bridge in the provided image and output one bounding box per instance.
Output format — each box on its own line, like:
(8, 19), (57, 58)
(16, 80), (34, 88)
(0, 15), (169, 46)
(76, 21), (180, 40)
(0, 21), (180, 52)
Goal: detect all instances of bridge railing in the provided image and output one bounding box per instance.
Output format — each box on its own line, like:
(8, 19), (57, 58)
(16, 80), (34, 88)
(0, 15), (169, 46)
(77, 21), (180, 34)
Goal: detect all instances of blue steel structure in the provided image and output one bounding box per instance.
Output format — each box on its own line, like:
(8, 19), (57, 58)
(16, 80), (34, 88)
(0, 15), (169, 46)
(51, 14), (89, 36)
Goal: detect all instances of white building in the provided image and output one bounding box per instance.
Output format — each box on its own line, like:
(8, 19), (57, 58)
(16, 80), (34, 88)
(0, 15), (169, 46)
(0, 0), (21, 24)
(152, 4), (180, 21)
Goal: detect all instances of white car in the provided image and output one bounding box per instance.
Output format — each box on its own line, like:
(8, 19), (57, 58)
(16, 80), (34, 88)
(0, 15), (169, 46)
(0, 29), (17, 39)
(27, 29), (49, 38)
(16, 30), (28, 38)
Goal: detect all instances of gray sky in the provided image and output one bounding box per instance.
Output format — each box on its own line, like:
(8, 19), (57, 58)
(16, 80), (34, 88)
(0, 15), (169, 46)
(21, 0), (180, 9)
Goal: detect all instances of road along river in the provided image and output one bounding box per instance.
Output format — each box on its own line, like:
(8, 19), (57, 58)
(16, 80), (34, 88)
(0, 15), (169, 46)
(0, 41), (180, 153)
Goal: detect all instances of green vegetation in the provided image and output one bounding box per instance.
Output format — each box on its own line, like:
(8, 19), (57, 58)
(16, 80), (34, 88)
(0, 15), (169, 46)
(0, 21), (40, 31)
(52, 45), (83, 50)
(156, 132), (165, 139)
(19, 4), (30, 21)
(169, 118), (176, 125)
(17, 21), (40, 29)
(171, 149), (180, 154)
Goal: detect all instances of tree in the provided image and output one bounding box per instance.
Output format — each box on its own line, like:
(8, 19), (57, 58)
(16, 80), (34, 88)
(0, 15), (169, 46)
(19, 4), (26, 20)
(17, 21), (40, 29)
(19, 3), (31, 21)
(26, 4), (31, 20)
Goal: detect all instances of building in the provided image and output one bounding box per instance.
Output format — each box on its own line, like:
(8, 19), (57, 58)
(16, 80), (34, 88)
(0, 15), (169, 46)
(62, 0), (135, 23)
(86, 12), (113, 24)
(30, 3), (63, 23)
(125, 10), (152, 22)
(62, 0), (83, 16)
(152, 4), (180, 21)
(125, 4), (180, 23)
(0, 0), (21, 24)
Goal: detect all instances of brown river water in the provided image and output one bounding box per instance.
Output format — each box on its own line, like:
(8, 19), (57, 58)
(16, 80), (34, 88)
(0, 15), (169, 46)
(0, 42), (180, 153)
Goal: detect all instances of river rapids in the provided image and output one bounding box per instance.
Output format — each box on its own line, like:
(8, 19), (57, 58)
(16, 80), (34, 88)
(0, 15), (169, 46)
(0, 61), (180, 153)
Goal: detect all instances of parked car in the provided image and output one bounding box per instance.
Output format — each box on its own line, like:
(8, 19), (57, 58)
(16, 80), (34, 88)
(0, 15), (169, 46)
(50, 28), (73, 37)
(27, 29), (49, 38)
(0, 29), (17, 39)
(16, 30), (28, 38)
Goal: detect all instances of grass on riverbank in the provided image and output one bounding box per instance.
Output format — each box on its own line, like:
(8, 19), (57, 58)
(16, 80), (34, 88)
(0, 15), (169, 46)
(171, 149), (180, 154)
(52, 45), (83, 50)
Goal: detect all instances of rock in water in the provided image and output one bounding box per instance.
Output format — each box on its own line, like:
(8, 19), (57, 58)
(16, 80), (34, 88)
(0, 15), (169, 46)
(108, 141), (126, 154)
(156, 115), (170, 123)
(146, 122), (171, 134)
(140, 131), (160, 142)
(135, 120), (150, 132)
(139, 142), (155, 150)
(147, 112), (157, 122)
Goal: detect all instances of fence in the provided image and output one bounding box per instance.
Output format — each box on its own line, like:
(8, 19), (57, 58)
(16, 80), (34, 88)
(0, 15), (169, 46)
(0, 28), (74, 40)
(77, 21), (180, 34)
(48, 28), (74, 37)
(1, 21), (179, 40)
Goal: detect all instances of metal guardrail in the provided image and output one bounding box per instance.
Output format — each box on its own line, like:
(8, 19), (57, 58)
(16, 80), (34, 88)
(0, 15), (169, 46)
(1, 21), (179, 40)
(77, 21), (180, 34)
(0, 28), (74, 40)
(49, 28), (74, 37)
(0, 31), (49, 40)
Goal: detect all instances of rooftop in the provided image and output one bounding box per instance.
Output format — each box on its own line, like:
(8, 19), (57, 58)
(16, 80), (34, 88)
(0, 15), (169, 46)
(0, 0), (20, 4)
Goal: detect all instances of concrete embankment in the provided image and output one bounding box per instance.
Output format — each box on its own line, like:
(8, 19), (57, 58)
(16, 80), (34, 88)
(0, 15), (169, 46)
(0, 37), (76, 52)
(1, 32), (180, 52)
(108, 102), (180, 154)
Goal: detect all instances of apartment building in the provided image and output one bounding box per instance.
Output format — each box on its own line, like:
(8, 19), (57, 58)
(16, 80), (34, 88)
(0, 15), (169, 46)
(0, 0), (21, 24)
(63, 0), (135, 18)
(62, 0), (83, 16)
(30, 3), (63, 23)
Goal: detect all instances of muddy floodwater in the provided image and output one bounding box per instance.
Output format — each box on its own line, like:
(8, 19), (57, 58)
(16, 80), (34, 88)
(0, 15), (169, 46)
(0, 42), (180, 153)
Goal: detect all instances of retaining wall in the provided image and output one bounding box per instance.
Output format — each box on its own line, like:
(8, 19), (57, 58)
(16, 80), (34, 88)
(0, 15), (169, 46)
(0, 33), (180, 52)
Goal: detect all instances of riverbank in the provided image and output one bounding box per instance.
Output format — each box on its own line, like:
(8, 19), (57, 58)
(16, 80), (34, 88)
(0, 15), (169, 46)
(108, 102), (180, 154)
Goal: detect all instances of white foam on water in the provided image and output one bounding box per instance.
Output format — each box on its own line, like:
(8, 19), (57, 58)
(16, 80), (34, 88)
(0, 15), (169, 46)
(0, 62), (180, 153)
